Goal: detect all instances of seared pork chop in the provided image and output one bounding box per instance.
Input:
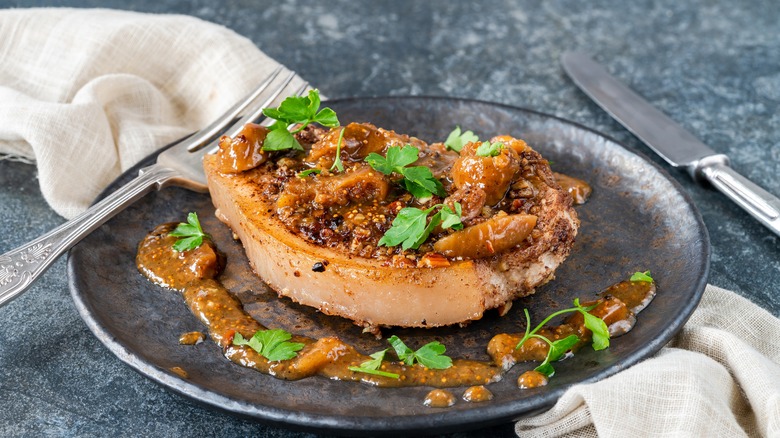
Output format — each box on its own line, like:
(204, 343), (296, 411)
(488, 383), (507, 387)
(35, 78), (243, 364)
(203, 122), (578, 330)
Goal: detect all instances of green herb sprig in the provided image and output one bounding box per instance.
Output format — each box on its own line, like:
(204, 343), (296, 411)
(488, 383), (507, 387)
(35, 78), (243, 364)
(630, 271), (654, 282)
(444, 126), (479, 153)
(388, 335), (453, 369)
(365, 144), (446, 199)
(297, 168), (322, 178)
(232, 329), (305, 362)
(378, 202), (462, 250)
(475, 141), (504, 157)
(169, 212), (209, 252)
(347, 349), (400, 379)
(261, 89), (339, 152)
(348, 335), (454, 379)
(515, 298), (611, 377)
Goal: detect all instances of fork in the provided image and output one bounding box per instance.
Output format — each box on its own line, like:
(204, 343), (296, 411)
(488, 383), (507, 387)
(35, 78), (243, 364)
(0, 67), (310, 307)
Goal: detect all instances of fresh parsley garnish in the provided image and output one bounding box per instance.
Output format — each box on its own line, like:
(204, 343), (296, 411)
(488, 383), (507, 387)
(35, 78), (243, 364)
(169, 212), (209, 252)
(297, 168), (322, 178)
(533, 334), (580, 377)
(378, 203), (462, 250)
(232, 329), (305, 362)
(261, 89), (339, 152)
(630, 271), (654, 283)
(348, 349), (400, 379)
(444, 126), (479, 153)
(515, 298), (611, 377)
(365, 144), (446, 198)
(388, 335), (453, 369)
(475, 141), (504, 157)
(330, 125), (346, 172)
(574, 298), (610, 351)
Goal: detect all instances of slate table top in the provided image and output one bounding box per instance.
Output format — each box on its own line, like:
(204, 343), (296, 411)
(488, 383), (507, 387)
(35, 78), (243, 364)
(1, 1), (778, 436)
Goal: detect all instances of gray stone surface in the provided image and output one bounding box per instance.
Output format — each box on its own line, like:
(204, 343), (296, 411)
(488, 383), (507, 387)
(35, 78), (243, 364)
(1, 0), (778, 436)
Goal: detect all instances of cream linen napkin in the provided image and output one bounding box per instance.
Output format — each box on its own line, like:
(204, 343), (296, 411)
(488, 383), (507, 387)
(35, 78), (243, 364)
(0, 8), (300, 219)
(2, 8), (779, 438)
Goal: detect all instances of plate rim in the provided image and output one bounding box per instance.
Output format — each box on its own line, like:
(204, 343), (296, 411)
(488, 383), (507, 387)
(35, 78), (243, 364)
(67, 95), (711, 434)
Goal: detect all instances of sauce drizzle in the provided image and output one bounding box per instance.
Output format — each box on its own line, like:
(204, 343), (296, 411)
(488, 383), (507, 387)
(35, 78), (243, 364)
(137, 222), (656, 393)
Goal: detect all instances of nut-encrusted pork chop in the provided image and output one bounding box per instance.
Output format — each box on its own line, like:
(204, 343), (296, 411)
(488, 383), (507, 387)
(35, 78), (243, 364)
(203, 122), (578, 331)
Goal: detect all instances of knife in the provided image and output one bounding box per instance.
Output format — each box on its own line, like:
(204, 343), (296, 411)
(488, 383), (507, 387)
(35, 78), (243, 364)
(561, 51), (780, 237)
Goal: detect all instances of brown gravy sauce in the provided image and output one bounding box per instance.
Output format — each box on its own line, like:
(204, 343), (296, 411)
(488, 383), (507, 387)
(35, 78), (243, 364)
(462, 385), (494, 402)
(424, 389), (456, 408)
(136, 222), (655, 394)
(179, 331), (205, 345)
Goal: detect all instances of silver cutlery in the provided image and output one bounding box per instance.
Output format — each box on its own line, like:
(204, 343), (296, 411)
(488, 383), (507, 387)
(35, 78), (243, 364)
(561, 52), (780, 238)
(0, 67), (309, 306)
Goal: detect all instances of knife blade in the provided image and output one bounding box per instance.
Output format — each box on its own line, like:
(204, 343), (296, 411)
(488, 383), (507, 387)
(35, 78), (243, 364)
(561, 51), (780, 237)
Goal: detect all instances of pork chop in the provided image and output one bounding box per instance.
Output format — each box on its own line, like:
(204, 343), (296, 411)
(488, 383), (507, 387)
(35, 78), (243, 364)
(203, 122), (578, 331)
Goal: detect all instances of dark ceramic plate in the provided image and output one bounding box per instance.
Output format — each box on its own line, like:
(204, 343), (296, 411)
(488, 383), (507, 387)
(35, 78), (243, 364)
(68, 97), (709, 435)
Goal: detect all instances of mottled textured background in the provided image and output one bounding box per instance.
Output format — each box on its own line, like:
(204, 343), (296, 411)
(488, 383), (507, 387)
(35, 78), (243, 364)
(1, 0), (778, 436)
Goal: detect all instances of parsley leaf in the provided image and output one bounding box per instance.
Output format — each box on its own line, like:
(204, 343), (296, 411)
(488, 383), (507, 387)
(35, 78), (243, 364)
(387, 335), (452, 369)
(475, 141), (504, 157)
(401, 166), (446, 199)
(630, 271), (654, 282)
(439, 202), (464, 230)
(365, 144), (446, 198)
(533, 334), (579, 377)
(260, 89), (339, 152)
(378, 203), (463, 250)
(169, 212), (209, 252)
(388, 335), (416, 365)
(348, 349), (400, 379)
(574, 298), (610, 351)
(378, 206), (433, 250)
(263, 126), (303, 151)
(297, 168), (322, 178)
(232, 329), (305, 361)
(444, 126), (479, 153)
(413, 341), (453, 369)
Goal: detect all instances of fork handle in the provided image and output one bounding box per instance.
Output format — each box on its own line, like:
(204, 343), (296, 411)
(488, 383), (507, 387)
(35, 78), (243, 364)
(0, 164), (179, 307)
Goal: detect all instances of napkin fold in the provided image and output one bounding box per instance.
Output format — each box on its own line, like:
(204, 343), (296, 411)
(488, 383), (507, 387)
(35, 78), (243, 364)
(2, 8), (778, 438)
(0, 8), (293, 219)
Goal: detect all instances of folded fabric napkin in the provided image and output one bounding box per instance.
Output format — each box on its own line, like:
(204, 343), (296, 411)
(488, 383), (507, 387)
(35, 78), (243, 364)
(0, 7), (300, 219)
(1, 8), (778, 438)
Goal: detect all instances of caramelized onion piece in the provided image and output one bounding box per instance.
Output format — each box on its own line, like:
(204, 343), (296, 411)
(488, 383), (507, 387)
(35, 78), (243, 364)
(451, 140), (521, 205)
(215, 123), (269, 173)
(433, 213), (537, 259)
(306, 122), (426, 167)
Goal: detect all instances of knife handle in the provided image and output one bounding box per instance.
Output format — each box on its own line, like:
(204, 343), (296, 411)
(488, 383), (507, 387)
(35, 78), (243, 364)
(699, 161), (780, 237)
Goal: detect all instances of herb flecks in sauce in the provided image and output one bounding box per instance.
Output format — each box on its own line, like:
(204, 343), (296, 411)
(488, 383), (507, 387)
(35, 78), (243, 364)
(136, 225), (657, 394)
